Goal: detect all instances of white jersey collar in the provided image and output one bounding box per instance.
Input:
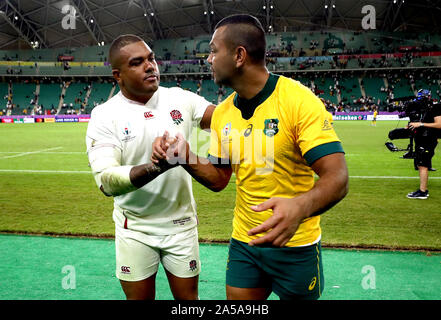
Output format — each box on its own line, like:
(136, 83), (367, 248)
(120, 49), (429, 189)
(118, 88), (160, 108)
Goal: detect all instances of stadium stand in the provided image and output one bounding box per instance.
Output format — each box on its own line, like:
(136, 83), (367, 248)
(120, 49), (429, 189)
(10, 81), (36, 114)
(1, 27), (441, 114)
(88, 81), (113, 108)
(38, 82), (62, 112)
(61, 81), (87, 113)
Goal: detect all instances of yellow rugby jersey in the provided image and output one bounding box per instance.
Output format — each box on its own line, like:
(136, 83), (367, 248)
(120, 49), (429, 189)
(208, 73), (344, 247)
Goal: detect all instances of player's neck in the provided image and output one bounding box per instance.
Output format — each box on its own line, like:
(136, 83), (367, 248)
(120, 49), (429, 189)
(233, 66), (270, 101)
(121, 88), (155, 105)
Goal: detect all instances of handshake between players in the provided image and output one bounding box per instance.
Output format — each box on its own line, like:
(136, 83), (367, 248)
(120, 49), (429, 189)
(151, 131), (191, 166)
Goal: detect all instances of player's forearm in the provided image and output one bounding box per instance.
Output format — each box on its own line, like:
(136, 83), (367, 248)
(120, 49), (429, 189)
(297, 154), (349, 218)
(181, 150), (232, 192)
(129, 161), (176, 188)
(300, 172), (348, 218)
(99, 162), (174, 197)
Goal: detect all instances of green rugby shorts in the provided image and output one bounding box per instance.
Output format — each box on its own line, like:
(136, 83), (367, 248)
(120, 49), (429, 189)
(226, 238), (324, 300)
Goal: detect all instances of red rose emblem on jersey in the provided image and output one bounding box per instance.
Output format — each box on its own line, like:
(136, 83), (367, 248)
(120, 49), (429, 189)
(170, 109), (183, 125)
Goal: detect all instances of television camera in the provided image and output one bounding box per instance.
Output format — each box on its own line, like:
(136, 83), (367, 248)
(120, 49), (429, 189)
(385, 89), (441, 157)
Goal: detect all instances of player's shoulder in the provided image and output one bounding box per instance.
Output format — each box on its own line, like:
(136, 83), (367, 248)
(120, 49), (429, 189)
(277, 74), (313, 96)
(275, 75), (320, 109)
(158, 85), (207, 104)
(159, 85), (193, 97)
(90, 92), (122, 117)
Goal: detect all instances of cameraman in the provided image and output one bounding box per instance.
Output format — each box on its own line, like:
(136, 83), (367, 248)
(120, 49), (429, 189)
(406, 90), (441, 199)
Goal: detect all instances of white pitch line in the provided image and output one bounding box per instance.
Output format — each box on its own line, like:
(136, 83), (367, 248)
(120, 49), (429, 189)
(0, 147), (63, 159)
(0, 151), (84, 155)
(0, 169), (91, 174)
(349, 176), (441, 180)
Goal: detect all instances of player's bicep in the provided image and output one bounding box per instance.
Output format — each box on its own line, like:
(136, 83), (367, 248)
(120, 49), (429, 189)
(199, 104), (216, 131)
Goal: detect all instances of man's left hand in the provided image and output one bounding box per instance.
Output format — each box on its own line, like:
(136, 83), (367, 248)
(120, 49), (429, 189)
(247, 197), (308, 247)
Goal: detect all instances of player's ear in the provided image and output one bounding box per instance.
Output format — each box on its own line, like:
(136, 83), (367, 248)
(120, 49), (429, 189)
(112, 68), (121, 83)
(235, 46), (247, 68)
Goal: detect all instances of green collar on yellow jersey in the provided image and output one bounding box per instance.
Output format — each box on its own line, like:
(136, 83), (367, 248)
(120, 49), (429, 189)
(233, 73), (279, 120)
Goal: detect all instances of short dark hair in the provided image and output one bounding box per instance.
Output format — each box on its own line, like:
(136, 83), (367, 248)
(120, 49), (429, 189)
(109, 34), (144, 68)
(215, 14), (266, 63)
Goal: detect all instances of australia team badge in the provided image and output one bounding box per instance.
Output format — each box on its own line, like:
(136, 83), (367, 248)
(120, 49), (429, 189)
(263, 118), (279, 137)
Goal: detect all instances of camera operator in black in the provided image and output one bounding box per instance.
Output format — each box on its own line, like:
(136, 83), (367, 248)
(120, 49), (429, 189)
(406, 90), (441, 199)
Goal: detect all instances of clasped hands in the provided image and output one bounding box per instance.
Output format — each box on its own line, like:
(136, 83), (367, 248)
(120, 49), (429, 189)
(151, 131), (189, 166)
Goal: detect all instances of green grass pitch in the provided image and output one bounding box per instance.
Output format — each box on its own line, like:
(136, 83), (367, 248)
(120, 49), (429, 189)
(0, 120), (440, 250)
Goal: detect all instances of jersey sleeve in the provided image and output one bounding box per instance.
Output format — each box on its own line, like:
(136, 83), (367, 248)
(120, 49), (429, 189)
(291, 84), (344, 166)
(86, 108), (122, 153)
(207, 107), (230, 166)
(178, 88), (212, 128)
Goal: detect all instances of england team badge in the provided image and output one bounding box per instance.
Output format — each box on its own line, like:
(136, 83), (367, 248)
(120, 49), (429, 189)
(170, 109), (183, 125)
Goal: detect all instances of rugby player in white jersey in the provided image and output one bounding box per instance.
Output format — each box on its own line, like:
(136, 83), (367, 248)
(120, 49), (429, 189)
(86, 34), (215, 300)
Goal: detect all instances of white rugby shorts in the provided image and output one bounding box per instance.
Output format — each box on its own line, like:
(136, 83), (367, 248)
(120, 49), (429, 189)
(114, 224), (201, 282)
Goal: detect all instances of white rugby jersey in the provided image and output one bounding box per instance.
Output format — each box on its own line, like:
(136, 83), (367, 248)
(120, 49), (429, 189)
(86, 87), (211, 235)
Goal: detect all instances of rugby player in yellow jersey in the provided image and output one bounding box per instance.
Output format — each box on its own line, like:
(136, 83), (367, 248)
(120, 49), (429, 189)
(151, 14), (349, 300)
(372, 107), (378, 126)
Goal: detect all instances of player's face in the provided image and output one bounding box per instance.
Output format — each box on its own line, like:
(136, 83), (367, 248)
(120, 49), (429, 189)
(207, 26), (236, 86)
(116, 41), (160, 102)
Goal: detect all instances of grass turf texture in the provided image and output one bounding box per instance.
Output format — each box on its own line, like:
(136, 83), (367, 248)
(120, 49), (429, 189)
(0, 121), (440, 250)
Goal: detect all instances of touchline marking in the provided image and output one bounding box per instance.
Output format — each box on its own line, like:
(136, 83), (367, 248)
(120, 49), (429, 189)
(0, 169), (91, 174)
(0, 147), (63, 159)
(0, 151), (83, 155)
